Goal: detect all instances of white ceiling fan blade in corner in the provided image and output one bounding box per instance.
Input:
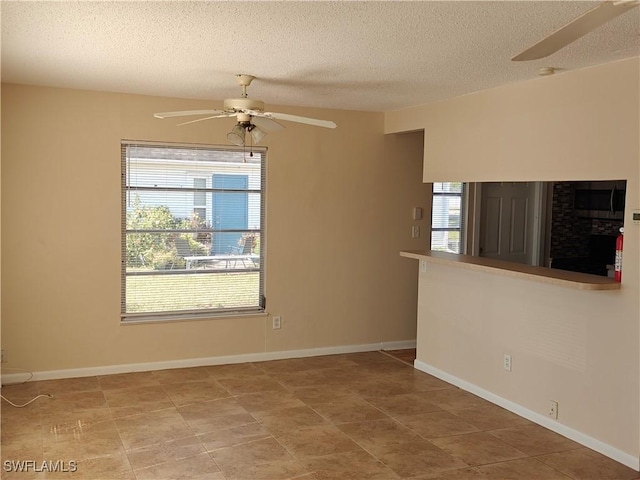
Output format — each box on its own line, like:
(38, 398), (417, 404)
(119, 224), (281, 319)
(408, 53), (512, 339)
(176, 112), (237, 126)
(264, 111), (337, 129)
(153, 109), (224, 119)
(511, 0), (640, 61)
(251, 115), (285, 132)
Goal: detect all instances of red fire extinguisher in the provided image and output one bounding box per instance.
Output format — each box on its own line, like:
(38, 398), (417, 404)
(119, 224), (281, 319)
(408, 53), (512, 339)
(615, 227), (624, 282)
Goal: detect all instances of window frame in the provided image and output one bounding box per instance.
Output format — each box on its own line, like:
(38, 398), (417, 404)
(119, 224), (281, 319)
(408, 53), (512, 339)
(430, 182), (466, 254)
(121, 140), (267, 323)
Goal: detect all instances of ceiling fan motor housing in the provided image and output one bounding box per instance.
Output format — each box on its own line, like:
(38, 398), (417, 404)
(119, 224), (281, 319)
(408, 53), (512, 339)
(223, 98), (265, 112)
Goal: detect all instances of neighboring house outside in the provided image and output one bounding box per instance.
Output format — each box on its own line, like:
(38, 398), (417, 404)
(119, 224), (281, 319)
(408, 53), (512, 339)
(125, 146), (261, 255)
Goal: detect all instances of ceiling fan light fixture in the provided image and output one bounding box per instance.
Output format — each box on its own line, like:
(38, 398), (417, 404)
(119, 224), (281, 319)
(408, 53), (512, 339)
(248, 124), (267, 144)
(227, 124), (246, 146)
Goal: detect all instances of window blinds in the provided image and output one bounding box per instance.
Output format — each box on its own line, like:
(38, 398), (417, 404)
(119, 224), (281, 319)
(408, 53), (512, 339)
(121, 142), (266, 322)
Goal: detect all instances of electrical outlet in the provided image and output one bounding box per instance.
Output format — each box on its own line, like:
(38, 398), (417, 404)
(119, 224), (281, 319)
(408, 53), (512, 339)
(272, 316), (281, 330)
(549, 400), (558, 419)
(503, 354), (512, 372)
(411, 225), (420, 238)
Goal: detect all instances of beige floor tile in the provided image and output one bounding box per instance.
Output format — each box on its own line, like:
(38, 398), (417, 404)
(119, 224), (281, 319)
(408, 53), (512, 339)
(191, 411), (259, 436)
(206, 362), (264, 380)
(274, 424), (363, 458)
(103, 385), (174, 417)
(488, 423), (582, 456)
(42, 408), (115, 437)
(1, 382), (41, 398)
(418, 388), (490, 411)
(161, 380), (230, 407)
(254, 356), (350, 375)
(1, 432), (44, 464)
(37, 377), (100, 396)
(397, 411), (481, 439)
(150, 367), (212, 384)
(255, 405), (329, 435)
(313, 366), (369, 388)
(269, 370), (330, 388)
(536, 447), (640, 480)
(133, 452), (221, 480)
(338, 418), (424, 453)
(357, 361), (414, 375)
(40, 391), (113, 432)
(125, 435), (205, 470)
(448, 404), (530, 431)
(0, 466), (47, 480)
(349, 378), (416, 398)
(374, 439), (470, 478)
(2, 353), (638, 480)
(219, 459), (310, 480)
(476, 457), (572, 479)
(289, 385), (354, 405)
(43, 419), (125, 462)
(198, 422), (271, 451)
(97, 372), (160, 390)
(234, 390), (306, 414)
(367, 392), (444, 417)
(340, 351), (396, 364)
(216, 375), (285, 394)
(209, 437), (295, 471)
(409, 466), (489, 480)
(310, 395), (388, 424)
(431, 432), (527, 466)
(114, 408), (192, 451)
(1, 402), (43, 437)
(177, 396), (246, 419)
(378, 371), (455, 393)
(40, 390), (107, 415)
(300, 449), (400, 480)
(45, 452), (135, 479)
(178, 397), (255, 435)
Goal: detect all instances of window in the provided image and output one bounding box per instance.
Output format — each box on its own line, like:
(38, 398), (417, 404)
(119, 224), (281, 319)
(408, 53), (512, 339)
(193, 178), (207, 224)
(431, 182), (465, 254)
(193, 177), (207, 206)
(122, 141), (266, 322)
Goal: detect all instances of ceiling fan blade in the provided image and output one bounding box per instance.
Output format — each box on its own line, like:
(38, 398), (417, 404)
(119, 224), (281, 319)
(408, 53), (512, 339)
(251, 115), (285, 132)
(176, 113), (236, 126)
(263, 111), (337, 129)
(153, 109), (224, 119)
(512, 0), (640, 61)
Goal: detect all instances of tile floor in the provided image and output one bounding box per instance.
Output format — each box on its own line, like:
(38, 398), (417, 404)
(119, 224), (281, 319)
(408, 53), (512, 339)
(1, 351), (639, 480)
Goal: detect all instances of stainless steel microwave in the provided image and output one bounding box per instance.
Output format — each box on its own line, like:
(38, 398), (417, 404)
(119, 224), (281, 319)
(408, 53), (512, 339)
(574, 180), (626, 220)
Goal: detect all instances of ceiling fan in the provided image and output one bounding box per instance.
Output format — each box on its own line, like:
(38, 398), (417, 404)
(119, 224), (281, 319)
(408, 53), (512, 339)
(154, 74), (337, 146)
(512, 0), (639, 61)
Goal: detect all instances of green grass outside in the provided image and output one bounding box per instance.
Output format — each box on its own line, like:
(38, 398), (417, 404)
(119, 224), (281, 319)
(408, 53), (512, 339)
(126, 271), (259, 313)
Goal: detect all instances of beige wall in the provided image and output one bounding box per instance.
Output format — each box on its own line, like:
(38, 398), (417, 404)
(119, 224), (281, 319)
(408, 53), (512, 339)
(387, 57), (640, 460)
(1, 84), (429, 373)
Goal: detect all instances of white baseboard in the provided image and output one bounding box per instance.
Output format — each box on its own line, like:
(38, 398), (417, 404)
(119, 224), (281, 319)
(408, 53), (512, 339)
(381, 339), (417, 350)
(0, 340), (415, 385)
(414, 359), (640, 472)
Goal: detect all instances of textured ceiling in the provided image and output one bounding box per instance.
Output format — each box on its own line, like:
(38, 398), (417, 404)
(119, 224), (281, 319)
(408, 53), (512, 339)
(1, 1), (639, 112)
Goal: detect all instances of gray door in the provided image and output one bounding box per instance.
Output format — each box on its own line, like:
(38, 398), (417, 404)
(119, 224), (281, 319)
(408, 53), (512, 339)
(479, 182), (537, 265)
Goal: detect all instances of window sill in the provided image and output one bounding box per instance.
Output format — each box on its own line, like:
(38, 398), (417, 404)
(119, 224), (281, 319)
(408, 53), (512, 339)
(121, 310), (268, 325)
(400, 250), (621, 291)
